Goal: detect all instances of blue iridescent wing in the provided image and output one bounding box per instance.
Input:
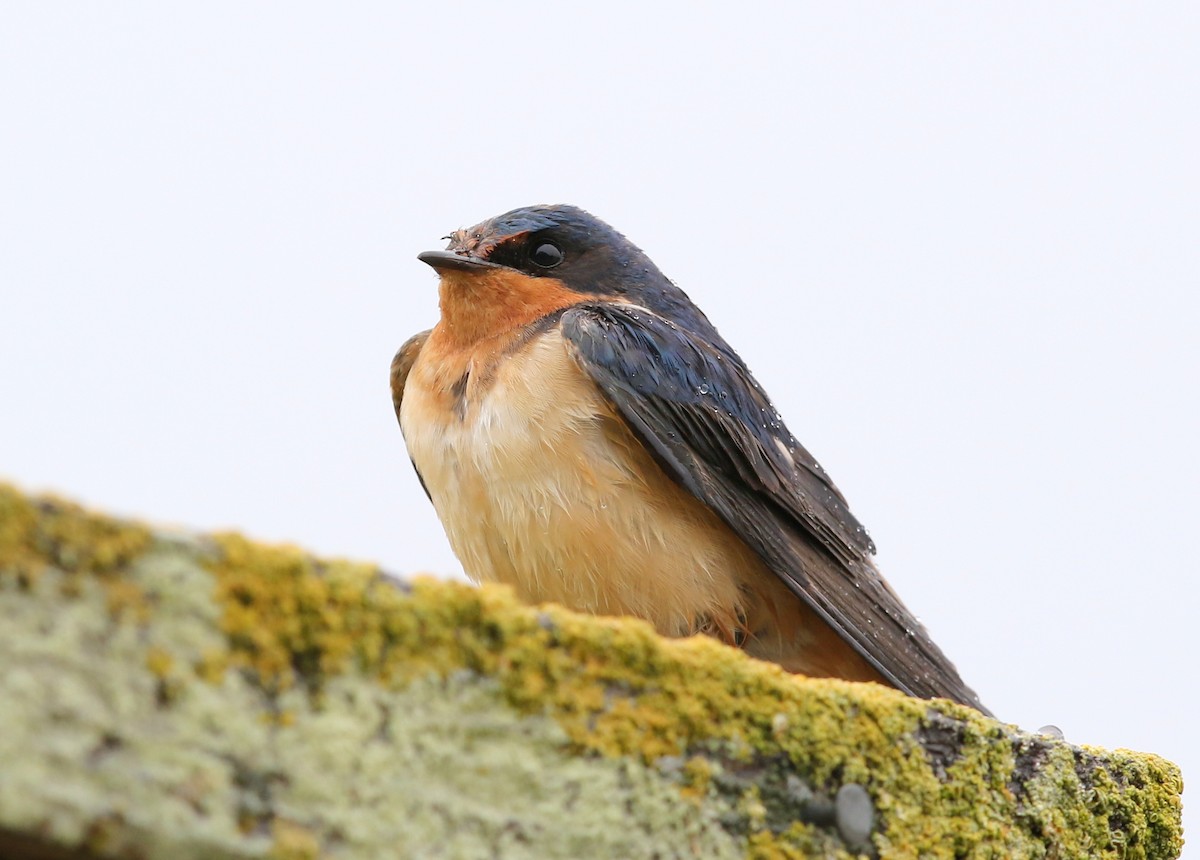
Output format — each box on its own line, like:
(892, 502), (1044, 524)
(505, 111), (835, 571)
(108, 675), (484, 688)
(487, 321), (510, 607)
(561, 303), (987, 713)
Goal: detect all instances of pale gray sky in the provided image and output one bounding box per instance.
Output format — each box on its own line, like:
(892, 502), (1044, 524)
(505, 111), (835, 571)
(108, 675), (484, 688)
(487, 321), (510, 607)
(2, 2), (1195, 843)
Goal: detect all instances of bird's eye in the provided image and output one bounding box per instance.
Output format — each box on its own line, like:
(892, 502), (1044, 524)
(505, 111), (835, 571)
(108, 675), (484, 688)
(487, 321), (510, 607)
(530, 242), (563, 268)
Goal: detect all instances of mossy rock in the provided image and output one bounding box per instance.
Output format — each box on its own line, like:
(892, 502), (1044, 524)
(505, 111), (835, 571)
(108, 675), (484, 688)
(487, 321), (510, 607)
(0, 483), (1183, 859)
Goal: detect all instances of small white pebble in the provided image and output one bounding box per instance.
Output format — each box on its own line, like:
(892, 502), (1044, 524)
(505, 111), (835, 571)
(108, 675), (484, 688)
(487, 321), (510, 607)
(836, 783), (875, 849)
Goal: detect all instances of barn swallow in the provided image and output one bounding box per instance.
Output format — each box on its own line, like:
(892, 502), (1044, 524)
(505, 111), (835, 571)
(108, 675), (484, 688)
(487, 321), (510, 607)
(392, 204), (989, 714)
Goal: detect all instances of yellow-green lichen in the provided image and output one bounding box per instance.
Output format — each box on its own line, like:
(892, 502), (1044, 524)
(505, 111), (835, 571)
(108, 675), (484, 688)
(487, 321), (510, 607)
(206, 532), (407, 694)
(0, 484), (151, 588)
(0, 483), (1185, 859)
(192, 513), (1182, 859)
(270, 820), (320, 860)
(747, 824), (855, 860)
(0, 555), (746, 858)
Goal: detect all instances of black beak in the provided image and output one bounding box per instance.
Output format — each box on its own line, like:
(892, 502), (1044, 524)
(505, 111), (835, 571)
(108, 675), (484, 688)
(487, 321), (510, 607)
(417, 250), (501, 273)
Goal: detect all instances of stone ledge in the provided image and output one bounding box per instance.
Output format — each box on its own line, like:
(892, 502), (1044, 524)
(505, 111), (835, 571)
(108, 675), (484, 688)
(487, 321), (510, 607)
(0, 483), (1184, 859)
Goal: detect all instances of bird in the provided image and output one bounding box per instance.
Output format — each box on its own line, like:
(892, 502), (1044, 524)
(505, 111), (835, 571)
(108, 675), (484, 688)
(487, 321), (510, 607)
(391, 204), (989, 715)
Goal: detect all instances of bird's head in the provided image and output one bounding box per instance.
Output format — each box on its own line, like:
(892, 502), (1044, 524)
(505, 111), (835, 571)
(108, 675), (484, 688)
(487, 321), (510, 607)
(419, 204), (663, 295)
(418, 204), (718, 346)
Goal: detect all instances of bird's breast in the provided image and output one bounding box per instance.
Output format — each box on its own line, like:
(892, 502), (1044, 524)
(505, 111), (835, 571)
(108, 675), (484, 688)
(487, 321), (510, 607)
(400, 325), (757, 637)
(400, 322), (885, 683)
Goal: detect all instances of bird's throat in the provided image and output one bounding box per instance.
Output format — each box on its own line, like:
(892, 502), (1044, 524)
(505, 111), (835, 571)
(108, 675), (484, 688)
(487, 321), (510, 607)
(435, 269), (589, 349)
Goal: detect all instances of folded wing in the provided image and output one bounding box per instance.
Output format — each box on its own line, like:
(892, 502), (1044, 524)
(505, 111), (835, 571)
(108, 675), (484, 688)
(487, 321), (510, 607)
(560, 303), (988, 714)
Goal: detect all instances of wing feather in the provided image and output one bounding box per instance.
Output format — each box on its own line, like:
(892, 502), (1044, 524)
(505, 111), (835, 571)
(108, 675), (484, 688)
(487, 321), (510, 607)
(390, 330), (431, 425)
(391, 330), (432, 501)
(560, 304), (988, 714)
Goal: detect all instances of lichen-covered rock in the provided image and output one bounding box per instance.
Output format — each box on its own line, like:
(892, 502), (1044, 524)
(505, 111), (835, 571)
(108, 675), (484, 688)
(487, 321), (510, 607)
(0, 483), (1184, 859)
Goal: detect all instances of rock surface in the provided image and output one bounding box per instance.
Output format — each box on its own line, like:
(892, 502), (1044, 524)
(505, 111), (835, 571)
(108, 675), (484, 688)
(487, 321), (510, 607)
(0, 483), (1184, 859)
